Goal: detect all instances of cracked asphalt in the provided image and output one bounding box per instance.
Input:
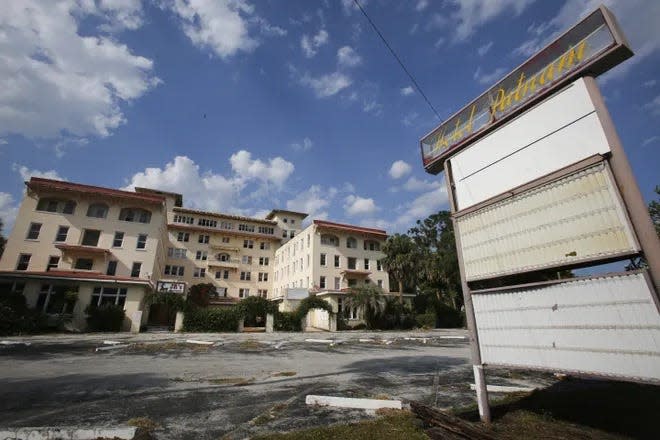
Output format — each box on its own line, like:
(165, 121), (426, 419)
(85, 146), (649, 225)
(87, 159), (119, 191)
(0, 330), (556, 439)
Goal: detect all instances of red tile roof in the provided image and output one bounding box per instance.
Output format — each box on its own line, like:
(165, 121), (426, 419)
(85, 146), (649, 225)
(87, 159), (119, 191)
(173, 207), (277, 225)
(27, 178), (166, 205)
(0, 270), (151, 285)
(313, 220), (387, 238)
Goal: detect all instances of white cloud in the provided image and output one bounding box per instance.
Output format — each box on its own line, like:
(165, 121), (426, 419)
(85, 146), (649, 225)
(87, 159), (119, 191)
(473, 66), (507, 85)
(341, 0), (369, 15)
(400, 86), (415, 96)
(12, 164), (67, 182)
(0, 0), (159, 140)
(286, 185), (337, 220)
(393, 186), (449, 229)
(91, 0), (145, 32)
(402, 112), (419, 127)
(250, 16), (287, 37)
(514, 1), (660, 82)
(301, 29), (329, 58)
(300, 72), (352, 98)
(389, 160), (412, 179)
(477, 41), (493, 56)
(446, 0), (535, 41)
(291, 137), (313, 152)
(166, 0), (259, 58)
(402, 177), (442, 192)
(644, 80), (657, 88)
(415, 0), (429, 12)
(641, 136), (659, 147)
(344, 195), (378, 216)
(645, 95), (660, 116)
(123, 152), (294, 213)
(337, 46), (362, 67)
(0, 192), (19, 234)
(0, 139), (7, 145)
(362, 100), (383, 116)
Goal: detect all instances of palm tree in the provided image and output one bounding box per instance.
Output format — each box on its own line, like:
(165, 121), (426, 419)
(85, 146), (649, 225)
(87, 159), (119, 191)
(344, 284), (386, 329)
(382, 233), (418, 303)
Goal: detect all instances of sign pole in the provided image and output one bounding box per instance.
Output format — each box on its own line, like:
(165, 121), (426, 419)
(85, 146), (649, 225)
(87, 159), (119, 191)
(444, 160), (491, 423)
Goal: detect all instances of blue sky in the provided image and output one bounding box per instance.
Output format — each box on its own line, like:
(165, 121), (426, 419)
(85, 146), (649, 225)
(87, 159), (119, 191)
(1, 0), (658, 235)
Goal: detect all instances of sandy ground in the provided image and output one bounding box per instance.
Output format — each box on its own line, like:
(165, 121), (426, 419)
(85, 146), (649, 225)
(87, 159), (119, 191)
(0, 330), (556, 439)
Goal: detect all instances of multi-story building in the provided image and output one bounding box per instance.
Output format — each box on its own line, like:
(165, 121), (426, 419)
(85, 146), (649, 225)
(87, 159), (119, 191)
(0, 177), (396, 331)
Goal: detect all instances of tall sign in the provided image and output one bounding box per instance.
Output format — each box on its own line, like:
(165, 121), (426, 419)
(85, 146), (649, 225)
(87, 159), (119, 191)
(419, 5), (660, 423)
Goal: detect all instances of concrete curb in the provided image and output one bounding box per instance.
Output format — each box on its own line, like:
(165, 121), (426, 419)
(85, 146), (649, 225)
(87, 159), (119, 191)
(0, 427), (136, 439)
(306, 395), (403, 410)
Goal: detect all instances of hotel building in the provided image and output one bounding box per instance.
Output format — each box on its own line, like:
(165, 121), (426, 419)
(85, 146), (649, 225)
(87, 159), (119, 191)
(0, 177), (393, 331)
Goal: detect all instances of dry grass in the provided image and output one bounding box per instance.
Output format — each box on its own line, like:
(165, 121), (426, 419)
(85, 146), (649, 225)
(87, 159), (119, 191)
(127, 417), (159, 432)
(271, 371), (297, 377)
(208, 377), (255, 386)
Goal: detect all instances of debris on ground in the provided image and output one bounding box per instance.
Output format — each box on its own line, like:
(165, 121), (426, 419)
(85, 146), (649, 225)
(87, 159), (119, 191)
(306, 395), (403, 410)
(410, 401), (496, 440)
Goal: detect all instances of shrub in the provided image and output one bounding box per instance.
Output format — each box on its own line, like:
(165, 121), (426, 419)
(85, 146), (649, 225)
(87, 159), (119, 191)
(274, 311), (300, 331)
(183, 306), (240, 332)
(85, 304), (125, 332)
(415, 311), (437, 329)
(187, 283), (216, 308)
(435, 303), (464, 328)
(237, 296), (278, 327)
(0, 292), (48, 336)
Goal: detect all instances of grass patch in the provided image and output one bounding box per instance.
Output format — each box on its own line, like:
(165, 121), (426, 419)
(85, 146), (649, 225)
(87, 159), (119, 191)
(239, 339), (261, 350)
(252, 410), (428, 440)
(127, 417), (159, 432)
(271, 371), (297, 377)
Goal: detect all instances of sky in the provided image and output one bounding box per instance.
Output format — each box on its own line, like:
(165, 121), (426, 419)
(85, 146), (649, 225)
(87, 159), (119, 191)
(0, 0), (658, 236)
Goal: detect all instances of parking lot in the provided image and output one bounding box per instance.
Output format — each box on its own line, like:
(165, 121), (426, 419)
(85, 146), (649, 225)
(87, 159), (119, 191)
(0, 330), (556, 439)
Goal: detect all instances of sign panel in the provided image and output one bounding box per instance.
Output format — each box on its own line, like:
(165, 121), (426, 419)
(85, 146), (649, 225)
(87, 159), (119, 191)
(420, 6), (632, 174)
(456, 162), (639, 281)
(472, 271), (660, 382)
(449, 78), (610, 211)
(156, 281), (186, 294)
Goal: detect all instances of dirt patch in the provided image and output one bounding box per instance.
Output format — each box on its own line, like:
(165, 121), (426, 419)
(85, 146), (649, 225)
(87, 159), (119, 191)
(208, 377), (255, 386)
(271, 371), (297, 377)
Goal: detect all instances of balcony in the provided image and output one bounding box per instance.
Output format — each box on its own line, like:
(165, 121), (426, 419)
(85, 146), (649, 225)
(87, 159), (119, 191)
(209, 243), (241, 252)
(207, 258), (241, 269)
(55, 244), (112, 257)
(340, 269), (371, 277)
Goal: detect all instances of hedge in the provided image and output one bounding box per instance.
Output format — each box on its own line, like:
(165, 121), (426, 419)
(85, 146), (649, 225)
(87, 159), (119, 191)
(85, 304), (125, 332)
(273, 311), (300, 332)
(183, 307), (240, 332)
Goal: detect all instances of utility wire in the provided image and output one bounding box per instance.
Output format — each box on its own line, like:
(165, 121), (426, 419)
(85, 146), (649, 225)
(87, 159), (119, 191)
(352, 0), (442, 121)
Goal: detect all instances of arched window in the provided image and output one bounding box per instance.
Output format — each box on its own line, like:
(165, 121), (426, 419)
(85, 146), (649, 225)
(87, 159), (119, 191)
(36, 198), (77, 214)
(86, 203), (109, 219)
(363, 240), (381, 251)
(320, 234), (339, 246)
(217, 253), (230, 262)
(346, 236), (357, 249)
(119, 208), (151, 224)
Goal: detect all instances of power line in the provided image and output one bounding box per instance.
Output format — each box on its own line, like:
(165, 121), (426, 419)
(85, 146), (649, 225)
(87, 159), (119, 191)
(352, 0), (442, 121)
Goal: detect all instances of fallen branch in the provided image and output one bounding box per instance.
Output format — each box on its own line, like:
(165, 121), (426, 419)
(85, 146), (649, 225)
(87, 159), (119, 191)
(409, 401), (496, 440)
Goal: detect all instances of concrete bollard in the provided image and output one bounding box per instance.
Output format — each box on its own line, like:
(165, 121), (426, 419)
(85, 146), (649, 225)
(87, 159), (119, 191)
(130, 311), (142, 334)
(266, 313), (274, 333)
(237, 317), (244, 333)
(174, 311), (184, 332)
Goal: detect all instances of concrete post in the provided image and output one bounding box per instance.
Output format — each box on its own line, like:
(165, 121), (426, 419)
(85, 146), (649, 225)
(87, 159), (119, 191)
(237, 317), (244, 333)
(174, 311), (184, 332)
(130, 311), (142, 333)
(266, 313), (274, 333)
(329, 313), (337, 332)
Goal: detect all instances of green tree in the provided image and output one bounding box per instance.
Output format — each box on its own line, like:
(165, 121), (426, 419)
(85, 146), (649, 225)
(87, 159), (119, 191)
(343, 284), (386, 329)
(0, 218), (6, 259)
(187, 283), (216, 308)
(382, 233), (419, 303)
(650, 185), (660, 237)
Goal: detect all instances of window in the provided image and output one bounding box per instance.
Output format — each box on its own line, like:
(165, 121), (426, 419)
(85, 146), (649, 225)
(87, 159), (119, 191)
(377, 279), (383, 288)
(334, 255), (340, 268)
(174, 214), (194, 224)
(283, 218), (288, 223)
(106, 260), (117, 276)
(258, 289), (268, 298)
(119, 208), (151, 223)
(218, 253), (231, 262)
(47, 256), (60, 271)
(198, 234), (209, 244)
(349, 307), (358, 320)
(215, 270), (230, 280)
(238, 223), (255, 232)
(321, 234), (339, 246)
(346, 237), (357, 248)
(177, 232), (190, 242)
(81, 229), (101, 246)
(137, 234), (148, 249)
(221, 221), (233, 230)
(36, 198), (76, 214)
(320, 276), (326, 289)
(320, 253), (327, 266)
(282, 230), (288, 238)
(364, 240), (381, 251)
(242, 255), (252, 265)
(86, 203), (109, 218)
(74, 258), (93, 270)
(338, 297), (343, 315)
(113, 231), (124, 247)
(55, 226), (69, 242)
(164, 265), (185, 276)
(334, 277), (340, 290)
(260, 241), (270, 250)
(258, 226), (274, 234)
(193, 267), (206, 278)
(348, 257), (357, 270)
(259, 257), (269, 266)
(348, 279), (357, 287)
(289, 230), (295, 238)
(307, 234), (310, 248)
(195, 250), (208, 261)
(364, 259), (370, 270)
(37, 285), (78, 314)
(258, 272), (268, 282)
(239, 288), (249, 298)
(26, 222), (42, 240)
(240, 271), (251, 281)
(198, 218), (217, 228)
(168, 248), (187, 259)
(243, 239), (253, 249)
(216, 287), (228, 297)
(291, 219), (295, 225)
(90, 287), (127, 307)
(131, 262), (142, 278)
(222, 236), (230, 243)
